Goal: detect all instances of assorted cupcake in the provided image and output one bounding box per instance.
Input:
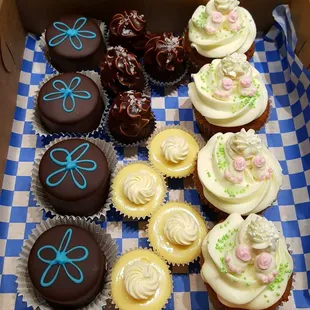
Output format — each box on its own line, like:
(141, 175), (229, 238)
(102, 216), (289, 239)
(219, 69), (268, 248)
(111, 162), (167, 219)
(111, 249), (173, 310)
(194, 129), (282, 216)
(107, 91), (156, 145)
(189, 53), (270, 139)
(33, 138), (116, 217)
(184, 0), (256, 71)
(99, 46), (146, 95)
(148, 127), (201, 178)
(148, 201), (208, 265)
(45, 15), (106, 72)
(144, 32), (187, 85)
(201, 213), (293, 310)
(36, 72), (104, 134)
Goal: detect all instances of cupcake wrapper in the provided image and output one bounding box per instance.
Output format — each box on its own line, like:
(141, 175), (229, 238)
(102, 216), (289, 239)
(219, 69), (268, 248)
(110, 159), (168, 219)
(147, 124), (205, 179)
(38, 21), (107, 72)
(142, 63), (189, 88)
(31, 136), (117, 220)
(32, 70), (109, 138)
(16, 216), (118, 310)
(110, 247), (174, 310)
(146, 198), (208, 266)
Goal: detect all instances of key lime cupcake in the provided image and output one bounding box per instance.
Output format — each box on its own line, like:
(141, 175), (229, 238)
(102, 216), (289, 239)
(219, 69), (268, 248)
(201, 213), (293, 310)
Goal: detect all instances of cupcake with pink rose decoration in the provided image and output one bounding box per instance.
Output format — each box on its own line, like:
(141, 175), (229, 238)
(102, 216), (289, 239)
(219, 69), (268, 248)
(193, 128), (282, 217)
(200, 213), (293, 310)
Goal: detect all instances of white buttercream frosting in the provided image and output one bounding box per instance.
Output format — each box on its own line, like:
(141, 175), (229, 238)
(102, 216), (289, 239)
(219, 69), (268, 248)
(188, 54), (268, 127)
(124, 172), (156, 205)
(197, 129), (282, 215)
(124, 261), (160, 300)
(188, 0), (256, 58)
(164, 210), (198, 245)
(201, 213), (293, 309)
(161, 137), (189, 163)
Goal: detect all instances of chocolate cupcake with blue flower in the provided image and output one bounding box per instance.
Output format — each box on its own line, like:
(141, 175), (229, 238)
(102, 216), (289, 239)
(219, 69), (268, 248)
(33, 71), (108, 136)
(16, 217), (118, 309)
(31, 137), (117, 219)
(41, 15), (106, 72)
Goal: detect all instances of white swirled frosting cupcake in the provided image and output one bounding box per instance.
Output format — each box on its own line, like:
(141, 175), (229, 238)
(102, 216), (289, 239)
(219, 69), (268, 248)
(148, 201), (207, 265)
(194, 129), (282, 215)
(189, 53), (270, 139)
(201, 213), (293, 310)
(111, 249), (172, 310)
(148, 127), (200, 178)
(111, 162), (166, 219)
(184, 0), (256, 70)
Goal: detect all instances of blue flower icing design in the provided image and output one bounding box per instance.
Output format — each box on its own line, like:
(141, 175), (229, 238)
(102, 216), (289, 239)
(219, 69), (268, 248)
(43, 76), (91, 113)
(37, 228), (89, 287)
(46, 142), (97, 190)
(48, 17), (97, 50)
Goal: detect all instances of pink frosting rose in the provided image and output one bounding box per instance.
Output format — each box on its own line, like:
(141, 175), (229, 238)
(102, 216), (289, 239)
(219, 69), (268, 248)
(222, 77), (233, 90)
(253, 155), (266, 169)
(233, 157), (246, 171)
(256, 253), (273, 270)
(228, 10), (239, 23)
(240, 76), (252, 88)
(212, 11), (223, 24)
(236, 245), (251, 262)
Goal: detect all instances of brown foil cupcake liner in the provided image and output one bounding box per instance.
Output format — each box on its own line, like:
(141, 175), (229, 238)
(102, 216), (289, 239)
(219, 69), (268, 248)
(32, 70), (109, 138)
(110, 247), (174, 310)
(39, 21), (107, 72)
(31, 136), (117, 221)
(147, 124), (205, 179)
(16, 216), (118, 310)
(193, 99), (272, 142)
(110, 159), (168, 220)
(146, 199), (208, 266)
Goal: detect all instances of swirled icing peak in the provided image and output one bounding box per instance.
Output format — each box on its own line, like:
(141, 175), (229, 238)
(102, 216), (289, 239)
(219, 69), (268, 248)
(215, 0), (240, 12)
(164, 210), (198, 245)
(124, 261), (160, 300)
(219, 53), (251, 79)
(124, 172), (156, 205)
(247, 217), (280, 251)
(161, 137), (189, 163)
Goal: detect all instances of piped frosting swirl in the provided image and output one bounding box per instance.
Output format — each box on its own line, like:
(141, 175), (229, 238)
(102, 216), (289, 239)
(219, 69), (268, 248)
(161, 137), (189, 163)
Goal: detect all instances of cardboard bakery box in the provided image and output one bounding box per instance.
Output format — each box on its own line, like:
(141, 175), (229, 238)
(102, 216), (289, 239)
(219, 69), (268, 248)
(0, 0), (309, 186)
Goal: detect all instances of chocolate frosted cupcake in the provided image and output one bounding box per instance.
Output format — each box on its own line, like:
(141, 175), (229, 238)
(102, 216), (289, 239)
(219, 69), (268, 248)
(100, 46), (146, 95)
(144, 32), (187, 85)
(109, 10), (148, 54)
(184, 0), (256, 71)
(201, 213), (293, 310)
(108, 91), (155, 145)
(189, 53), (270, 140)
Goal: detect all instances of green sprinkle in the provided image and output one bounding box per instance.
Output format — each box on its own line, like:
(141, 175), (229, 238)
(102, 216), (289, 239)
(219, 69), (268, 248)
(276, 293), (280, 296)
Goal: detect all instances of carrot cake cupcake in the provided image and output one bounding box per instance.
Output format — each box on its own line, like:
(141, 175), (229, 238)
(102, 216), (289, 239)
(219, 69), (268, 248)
(189, 53), (270, 140)
(184, 0), (256, 71)
(201, 213), (293, 310)
(193, 129), (282, 216)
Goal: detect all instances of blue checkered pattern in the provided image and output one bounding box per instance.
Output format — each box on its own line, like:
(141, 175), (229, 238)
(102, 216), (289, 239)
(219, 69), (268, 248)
(0, 6), (310, 310)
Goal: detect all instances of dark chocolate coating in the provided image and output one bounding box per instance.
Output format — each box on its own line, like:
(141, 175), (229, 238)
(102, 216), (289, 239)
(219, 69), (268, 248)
(39, 139), (109, 216)
(99, 46), (145, 96)
(38, 73), (103, 134)
(28, 224), (106, 309)
(46, 15), (106, 72)
(109, 10), (147, 54)
(108, 91), (155, 144)
(144, 32), (186, 82)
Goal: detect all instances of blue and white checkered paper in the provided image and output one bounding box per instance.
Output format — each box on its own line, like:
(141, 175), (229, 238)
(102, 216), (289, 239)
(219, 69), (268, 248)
(0, 5), (309, 310)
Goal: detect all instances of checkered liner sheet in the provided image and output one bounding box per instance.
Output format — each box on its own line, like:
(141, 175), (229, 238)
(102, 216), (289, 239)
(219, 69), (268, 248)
(0, 5), (309, 310)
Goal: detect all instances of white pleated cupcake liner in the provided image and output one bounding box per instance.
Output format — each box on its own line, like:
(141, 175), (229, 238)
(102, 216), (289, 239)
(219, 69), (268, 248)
(110, 247), (174, 310)
(32, 70), (109, 138)
(31, 136), (117, 221)
(16, 216), (118, 310)
(110, 159), (168, 220)
(146, 199), (208, 266)
(147, 124), (205, 178)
